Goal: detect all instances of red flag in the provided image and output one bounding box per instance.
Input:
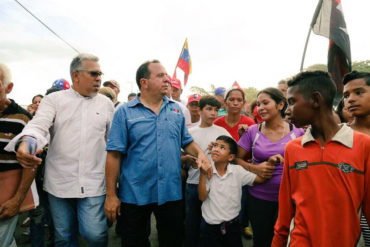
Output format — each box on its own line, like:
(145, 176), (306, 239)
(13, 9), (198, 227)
(174, 39), (192, 86)
(232, 81), (242, 90)
(311, 0), (351, 103)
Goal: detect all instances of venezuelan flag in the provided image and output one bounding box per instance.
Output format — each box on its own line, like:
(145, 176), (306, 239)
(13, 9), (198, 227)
(176, 39), (192, 85)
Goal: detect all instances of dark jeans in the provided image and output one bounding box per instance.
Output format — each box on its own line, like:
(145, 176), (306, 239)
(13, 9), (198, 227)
(30, 185), (54, 247)
(203, 219), (242, 247)
(247, 193), (278, 247)
(239, 185), (250, 228)
(119, 200), (183, 247)
(184, 183), (202, 247)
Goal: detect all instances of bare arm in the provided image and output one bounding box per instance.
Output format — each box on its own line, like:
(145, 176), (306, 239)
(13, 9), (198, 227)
(0, 168), (36, 219)
(236, 146), (275, 179)
(104, 150), (122, 223)
(184, 141), (212, 178)
(198, 171), (208, 201)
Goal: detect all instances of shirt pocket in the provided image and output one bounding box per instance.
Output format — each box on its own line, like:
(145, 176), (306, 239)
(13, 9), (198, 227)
(92, 111), (108, 133)
(162, 112), (182, 138)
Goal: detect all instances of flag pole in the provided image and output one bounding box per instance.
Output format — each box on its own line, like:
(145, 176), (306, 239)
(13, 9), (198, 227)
(300, 27), (312, 71)
(300, 0), (323, 71)
(173, 38), (187, 78)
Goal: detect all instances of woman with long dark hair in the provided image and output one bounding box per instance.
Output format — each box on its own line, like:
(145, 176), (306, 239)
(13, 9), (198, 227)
(237, 87), (304, 247)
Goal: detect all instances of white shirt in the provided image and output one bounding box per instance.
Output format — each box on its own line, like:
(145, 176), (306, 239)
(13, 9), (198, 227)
(187, 125), (230, 184)
(173, 99), (192, 128)
(201, 164), (256, 224)
(6, 88), (114, 198)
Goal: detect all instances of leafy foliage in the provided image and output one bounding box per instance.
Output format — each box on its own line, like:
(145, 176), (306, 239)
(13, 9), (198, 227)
(305, 60), (370, 72)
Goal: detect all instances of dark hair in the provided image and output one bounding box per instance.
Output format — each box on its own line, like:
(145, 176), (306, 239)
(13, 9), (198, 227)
(216, 135), (237, 155)
(225, 88), (245, 101)
(257, 87), (287, 117)
(136, 60), (160, 89)
(199, 96), (221, 110)
(45, 86), (63, 96)
(343, 70), (370, 86)
(335, 98), (348, 123)
(127, 93), (137, 99)
(287, 71), (336, 109)
(32, 94), (43, 103)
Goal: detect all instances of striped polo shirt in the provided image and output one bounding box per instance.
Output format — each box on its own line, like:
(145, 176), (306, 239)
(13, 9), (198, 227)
(0, 99), (31, 172)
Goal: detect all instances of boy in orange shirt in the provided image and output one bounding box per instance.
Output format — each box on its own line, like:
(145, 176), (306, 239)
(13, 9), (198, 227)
(272, 71), (370, 247)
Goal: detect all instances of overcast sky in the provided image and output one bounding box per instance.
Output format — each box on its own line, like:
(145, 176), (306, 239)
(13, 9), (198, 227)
(1, 0), (369, 105)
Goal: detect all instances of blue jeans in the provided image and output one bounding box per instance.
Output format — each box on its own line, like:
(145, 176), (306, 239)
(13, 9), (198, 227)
(184, 183), (202, 247)
(0, 215), (18, 247)
(48, 193), (108, 247)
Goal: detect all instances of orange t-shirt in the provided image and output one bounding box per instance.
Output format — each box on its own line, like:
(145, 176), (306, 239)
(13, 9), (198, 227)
(273, 125), (370, 247)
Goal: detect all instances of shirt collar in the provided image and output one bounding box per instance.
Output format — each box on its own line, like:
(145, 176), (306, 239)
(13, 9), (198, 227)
(301, 123), (353, 148)
(212, 163), (234, 177)
(70, 86), (95, 99)
(127, 94), (173, 108)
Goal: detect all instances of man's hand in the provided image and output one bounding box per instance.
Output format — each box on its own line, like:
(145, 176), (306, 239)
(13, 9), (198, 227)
(0, 196), (22, 220)
(238, 124), (249, 138)
(104, 194), (121, 223)
(197, 152), (212, 179)
(16, 141), (42, 169)
(181, 154), (197, 169)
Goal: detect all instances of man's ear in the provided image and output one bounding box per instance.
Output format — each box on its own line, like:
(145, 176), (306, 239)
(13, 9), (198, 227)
(311, 91), (323, 109)
(5, 83), (13, 94)
(140, 78), (147, 89)
(72, 71), (79, 83)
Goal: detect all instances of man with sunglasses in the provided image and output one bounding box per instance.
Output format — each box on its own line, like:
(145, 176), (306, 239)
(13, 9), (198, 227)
(8, 53), (114, 246)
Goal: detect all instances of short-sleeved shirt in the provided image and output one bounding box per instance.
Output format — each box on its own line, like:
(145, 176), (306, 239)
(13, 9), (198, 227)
(214, 115), (255, 141)
(106, 95), (193, 206)
(238, 124), (304, 202)
(201, 164), (256, 224)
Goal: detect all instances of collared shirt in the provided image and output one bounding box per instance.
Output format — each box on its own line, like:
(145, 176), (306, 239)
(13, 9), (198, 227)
(106, 95), (193, 206)
(6, 89), (114, 198)
(201, 164), (256, 224)
(272, 124), (370, 247)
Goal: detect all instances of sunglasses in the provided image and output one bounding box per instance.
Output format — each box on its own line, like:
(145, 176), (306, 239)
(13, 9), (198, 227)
(77, 70), (104, 77)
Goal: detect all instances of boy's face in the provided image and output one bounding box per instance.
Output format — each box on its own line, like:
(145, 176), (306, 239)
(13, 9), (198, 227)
(199, 104), (219, 126)
(286, 86), (314, 128)
(187, 101), (200, 117)
(211, 140), (235, 164)
(343, 78), (370, 118)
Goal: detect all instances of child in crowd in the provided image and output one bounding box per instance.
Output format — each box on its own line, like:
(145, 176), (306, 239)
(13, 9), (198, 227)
(343, 71), (370, 245)
(184, 96), (231, 247)
(272, 71), (370, 247)
(199, 135), (280, 247)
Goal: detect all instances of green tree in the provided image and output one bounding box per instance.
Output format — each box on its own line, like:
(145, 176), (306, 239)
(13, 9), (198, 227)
(305, 60), (370, 72)
(190, 84), (216, 95)
(243, 87), (259, 103)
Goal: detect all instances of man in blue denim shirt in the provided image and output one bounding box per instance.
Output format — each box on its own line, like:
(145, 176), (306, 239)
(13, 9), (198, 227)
(104, 60), (212, 247)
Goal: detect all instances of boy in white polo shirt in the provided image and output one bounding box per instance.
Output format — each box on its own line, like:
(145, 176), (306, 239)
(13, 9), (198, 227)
(199, 135), (277, 247)
(184, 96), (231, 247)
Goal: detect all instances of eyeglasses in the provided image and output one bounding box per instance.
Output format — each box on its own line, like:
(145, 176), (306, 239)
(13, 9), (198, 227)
(77, 70), (104, 77)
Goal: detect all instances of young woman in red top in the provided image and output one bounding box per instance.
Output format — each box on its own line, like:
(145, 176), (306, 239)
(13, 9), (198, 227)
(214, 88), (255, 142)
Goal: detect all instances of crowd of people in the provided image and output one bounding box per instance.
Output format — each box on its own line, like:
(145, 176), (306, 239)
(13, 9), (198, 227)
(0, 53), (369, 247)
